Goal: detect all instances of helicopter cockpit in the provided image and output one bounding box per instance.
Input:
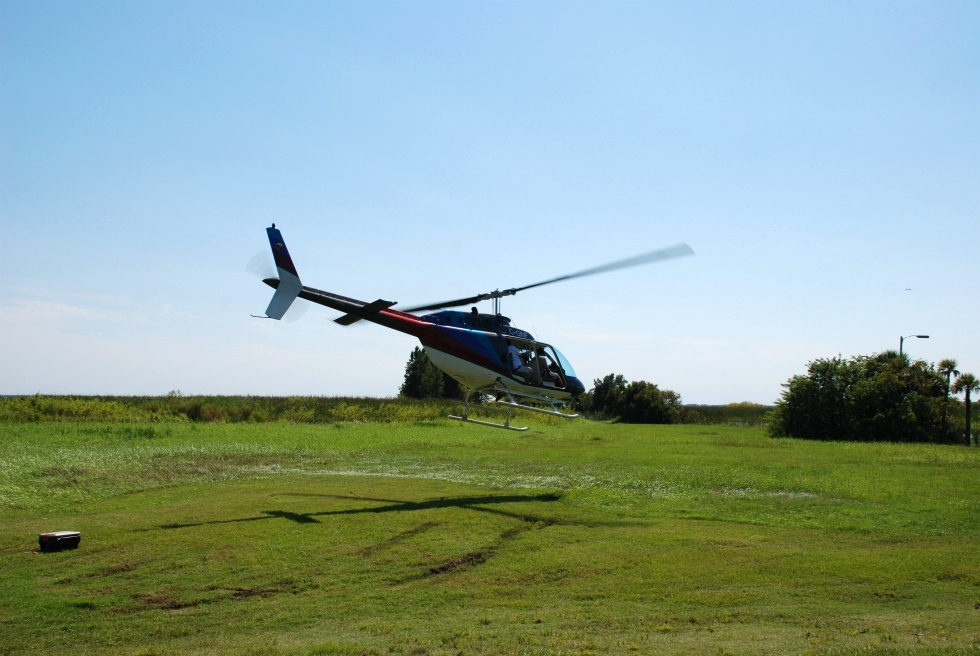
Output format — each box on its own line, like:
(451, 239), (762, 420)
(503, 337), (578, 390)
(416, 308), (582, 393)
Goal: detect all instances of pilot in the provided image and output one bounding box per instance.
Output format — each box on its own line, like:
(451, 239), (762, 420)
(536, 350), (553, 383)
(507, 343), (531, 380)
(535, 348), (564, 388)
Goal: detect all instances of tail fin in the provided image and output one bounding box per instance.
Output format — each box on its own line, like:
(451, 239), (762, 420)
(263, 224), (302, 319)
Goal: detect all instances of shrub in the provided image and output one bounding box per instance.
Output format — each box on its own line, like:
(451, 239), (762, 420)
(768, 351), (951, 442)
(609, 381), (680, 424)
(576, 374), (681, 424)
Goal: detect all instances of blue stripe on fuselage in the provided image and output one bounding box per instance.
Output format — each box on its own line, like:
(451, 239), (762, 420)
(418, 324), (505, 373)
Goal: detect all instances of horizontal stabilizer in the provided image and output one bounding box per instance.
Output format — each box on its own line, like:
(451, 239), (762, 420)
(334, 299), (395, 326)
(265, 273), (301, 319)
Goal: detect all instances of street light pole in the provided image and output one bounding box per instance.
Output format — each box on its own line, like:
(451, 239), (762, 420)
(900, 334), (929, 356)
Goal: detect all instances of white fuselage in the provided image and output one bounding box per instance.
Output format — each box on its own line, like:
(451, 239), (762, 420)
(423, 346), (574, 401)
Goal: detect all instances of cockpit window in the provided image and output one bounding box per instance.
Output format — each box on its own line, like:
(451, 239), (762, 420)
(552, 348), (577, 378)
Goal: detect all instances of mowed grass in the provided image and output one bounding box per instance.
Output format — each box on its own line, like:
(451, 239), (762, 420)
(1, 419), (978, 655)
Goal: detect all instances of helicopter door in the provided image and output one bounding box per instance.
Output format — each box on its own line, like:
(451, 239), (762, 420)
(535, 345), (566, 389)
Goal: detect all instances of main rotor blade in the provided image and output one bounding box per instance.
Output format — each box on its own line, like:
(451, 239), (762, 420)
(398, 243), (694, 313)
(511, 243), (695, 294)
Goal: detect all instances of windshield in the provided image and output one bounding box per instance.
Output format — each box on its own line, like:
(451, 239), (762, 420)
(552, 347), (577, 378)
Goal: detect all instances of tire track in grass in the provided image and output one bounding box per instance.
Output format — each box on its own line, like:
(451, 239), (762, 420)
(358, 521), (442, 557)
(417, 518), (556, 582)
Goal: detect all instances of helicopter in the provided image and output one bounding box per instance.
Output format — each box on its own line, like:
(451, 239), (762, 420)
(256, 225), (693, 430)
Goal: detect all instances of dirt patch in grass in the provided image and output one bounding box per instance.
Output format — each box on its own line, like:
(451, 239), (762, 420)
(232, 587), (277, 600)
(426, 550), (488, 576)
(88, 561), (142, 578)
(230, 579), (308, 600)
(138, 592), (202, 610)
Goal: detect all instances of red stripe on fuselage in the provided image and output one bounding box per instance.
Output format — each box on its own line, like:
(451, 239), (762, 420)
(286, 281), (508, 375)
(371, 309), (506, 374)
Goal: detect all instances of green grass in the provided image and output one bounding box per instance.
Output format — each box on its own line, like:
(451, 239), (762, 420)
(1, 419), (978, 655)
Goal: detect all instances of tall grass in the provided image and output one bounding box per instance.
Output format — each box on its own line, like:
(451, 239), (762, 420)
(1, 395), (784, 426)
(676, 402), (773, 427)
(5, 395), (975, 437)
(0, 394), (461, 424)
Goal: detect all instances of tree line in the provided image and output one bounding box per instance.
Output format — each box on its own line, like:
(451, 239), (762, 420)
(399, 350), (770, 426)
(399, 348), (688, 423)
(399, 347), (978, 443)
(399, 347), (464, 400)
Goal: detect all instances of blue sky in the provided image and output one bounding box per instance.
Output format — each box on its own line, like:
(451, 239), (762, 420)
(2, 1), (977, 403)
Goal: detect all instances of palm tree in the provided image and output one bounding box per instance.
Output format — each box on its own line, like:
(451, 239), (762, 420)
(938, 359), (960, 440)
(951, 373), (980, 446)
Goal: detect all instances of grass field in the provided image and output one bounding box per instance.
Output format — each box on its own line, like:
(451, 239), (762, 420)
(1, 418), (978, 655)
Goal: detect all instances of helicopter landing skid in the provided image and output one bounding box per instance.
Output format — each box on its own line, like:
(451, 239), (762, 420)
(492, 380), (579, 419)
(494, 399), (578, 419)
(449, 392), (529, 431)
(447, 413), (529, 432)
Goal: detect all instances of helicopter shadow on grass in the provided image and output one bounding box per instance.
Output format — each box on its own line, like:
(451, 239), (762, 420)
(156, 493), (561, 530)
(294, 493), (655, 582)
(153, 491), (653, 580)
(156, 492), (646, 531)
